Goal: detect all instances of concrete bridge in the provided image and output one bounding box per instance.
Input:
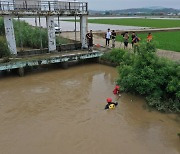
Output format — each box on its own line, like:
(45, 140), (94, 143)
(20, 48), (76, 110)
(0, 0), (88, 55)
(0, 50), (103, 76)
(0, 1), (105, 77)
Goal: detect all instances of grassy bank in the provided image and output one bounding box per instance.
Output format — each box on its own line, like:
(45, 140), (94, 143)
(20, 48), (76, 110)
(0, 36), (10, 58)
(0, 18), (49, 49)
(0, 17), (72, 58)
(88, 18), (180, 28)
(116, 31), (180, 52)
(100, 43), (180, 113)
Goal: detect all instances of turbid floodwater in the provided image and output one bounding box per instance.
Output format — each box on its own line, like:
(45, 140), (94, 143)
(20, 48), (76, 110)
(0, 64), (179, 154)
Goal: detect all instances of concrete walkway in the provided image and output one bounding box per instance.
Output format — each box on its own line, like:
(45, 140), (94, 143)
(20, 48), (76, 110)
(60, 31), (180, 61)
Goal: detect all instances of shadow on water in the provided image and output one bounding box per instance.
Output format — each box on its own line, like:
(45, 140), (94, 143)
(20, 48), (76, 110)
(0, 59), (99, 79)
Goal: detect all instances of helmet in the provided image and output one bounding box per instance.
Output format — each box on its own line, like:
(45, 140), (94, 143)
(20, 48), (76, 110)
(107, 98), (112, 103)
(109, 104), (115, 109)
(115, 85), (120, 90)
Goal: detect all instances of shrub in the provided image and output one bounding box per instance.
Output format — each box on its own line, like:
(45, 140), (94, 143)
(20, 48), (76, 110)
(0, 37), (10, 58)
(56, 36), (73, 45)
(0, 17), (72, 53)
(0, 17), (5, 35)
(102, 42), (180, 113)
(13, 20), (48, 49)
(100, 48), (133, 65)
(0, 17), (48, 50)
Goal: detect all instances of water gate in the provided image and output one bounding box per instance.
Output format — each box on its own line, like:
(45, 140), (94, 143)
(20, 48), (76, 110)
(0, 0), (88, 55)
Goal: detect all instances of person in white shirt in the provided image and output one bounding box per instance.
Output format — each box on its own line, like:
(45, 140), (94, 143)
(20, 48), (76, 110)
(105, 28), (111, 46)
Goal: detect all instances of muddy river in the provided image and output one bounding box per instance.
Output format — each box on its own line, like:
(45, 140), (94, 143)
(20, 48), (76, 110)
(0, 64), (179, 154)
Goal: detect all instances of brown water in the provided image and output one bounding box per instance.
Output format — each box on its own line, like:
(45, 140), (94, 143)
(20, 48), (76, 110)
(0, 64), (179, 154)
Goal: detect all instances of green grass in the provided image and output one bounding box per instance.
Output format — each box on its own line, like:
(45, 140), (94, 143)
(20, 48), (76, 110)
(116, 31), (180, 52)
(88, 18), (180, 28)
(56, 36), (74, 45)
(87, 18), (180, 51)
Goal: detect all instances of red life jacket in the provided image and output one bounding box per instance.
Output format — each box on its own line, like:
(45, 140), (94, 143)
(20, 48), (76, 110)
(113, 85), (120, 94)
(113, 89), (117, 94)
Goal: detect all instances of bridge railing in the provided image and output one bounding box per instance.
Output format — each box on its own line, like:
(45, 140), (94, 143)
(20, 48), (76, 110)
(0, 0), (88, 13)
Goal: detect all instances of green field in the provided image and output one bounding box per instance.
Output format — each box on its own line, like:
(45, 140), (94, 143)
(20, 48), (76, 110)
(88, 18), (180, 28)
(116, 31), (180, 52)
(87, 18), (180, 51)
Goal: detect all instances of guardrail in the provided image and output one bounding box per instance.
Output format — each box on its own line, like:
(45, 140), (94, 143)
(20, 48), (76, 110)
(0, 0), (88, 12)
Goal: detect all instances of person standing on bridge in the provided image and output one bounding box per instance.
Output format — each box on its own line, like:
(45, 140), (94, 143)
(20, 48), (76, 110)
(105, 28), (111, 47)
(86, 30), (93, 51)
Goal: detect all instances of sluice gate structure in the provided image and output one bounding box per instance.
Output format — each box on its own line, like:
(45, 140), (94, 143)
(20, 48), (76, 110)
(0, 0), (103, 76)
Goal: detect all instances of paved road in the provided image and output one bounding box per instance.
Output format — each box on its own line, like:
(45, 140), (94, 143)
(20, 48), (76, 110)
(20, 18), (149, 31)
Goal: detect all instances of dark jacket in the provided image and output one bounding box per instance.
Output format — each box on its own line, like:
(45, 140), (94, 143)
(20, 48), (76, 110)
(105, 102), (118, 110)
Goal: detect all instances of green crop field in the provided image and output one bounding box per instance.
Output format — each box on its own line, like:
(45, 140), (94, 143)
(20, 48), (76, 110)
(116, 31), (180, 52)
(87, 18), (180, 51)
(88, 18), (180, 28)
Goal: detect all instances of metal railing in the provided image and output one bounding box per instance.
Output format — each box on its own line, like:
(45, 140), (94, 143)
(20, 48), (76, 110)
(0, 0), (88, 12)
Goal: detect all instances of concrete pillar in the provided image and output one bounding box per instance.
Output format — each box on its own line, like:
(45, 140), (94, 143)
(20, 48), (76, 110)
(17, 67), (25, 77)
(46, 16), (56, 52)
(80, 15), (88, 49)
(35, 17), (38, 27)
(4, 16), (17, 55)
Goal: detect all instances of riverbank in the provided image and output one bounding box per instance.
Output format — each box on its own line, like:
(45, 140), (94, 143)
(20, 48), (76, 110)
(61, 31), (180, 61)
(115, 31), (180, 52)
(100, 44), (180, 113)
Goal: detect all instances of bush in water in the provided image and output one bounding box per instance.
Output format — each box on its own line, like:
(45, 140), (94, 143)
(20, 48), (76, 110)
(101, 42), (180, 113)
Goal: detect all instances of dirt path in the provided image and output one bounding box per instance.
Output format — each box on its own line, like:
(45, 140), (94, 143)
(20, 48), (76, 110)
(60, 32), (180, 61)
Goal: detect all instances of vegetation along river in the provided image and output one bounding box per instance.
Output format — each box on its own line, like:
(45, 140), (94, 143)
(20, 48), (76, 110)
(0, 64), (179, 154)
